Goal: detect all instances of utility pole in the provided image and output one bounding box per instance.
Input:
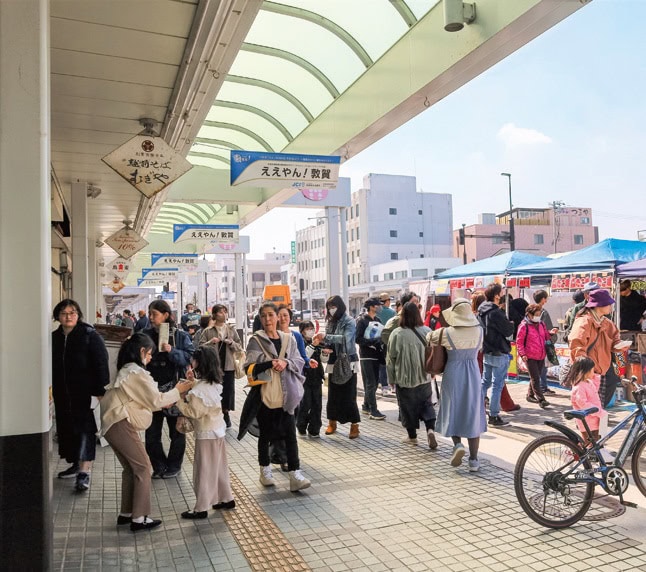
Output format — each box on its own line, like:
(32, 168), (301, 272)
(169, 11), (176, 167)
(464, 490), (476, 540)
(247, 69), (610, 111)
(549, 200), (566, 253)
(501, 173), (515, 251)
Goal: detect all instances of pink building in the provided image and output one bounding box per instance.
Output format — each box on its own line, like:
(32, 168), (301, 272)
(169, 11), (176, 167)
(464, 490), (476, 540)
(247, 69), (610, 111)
(453, 207), (598, 263)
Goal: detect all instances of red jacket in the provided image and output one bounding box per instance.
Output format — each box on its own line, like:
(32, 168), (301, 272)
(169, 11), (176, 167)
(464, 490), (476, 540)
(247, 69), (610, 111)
(516, 318), (551, 361)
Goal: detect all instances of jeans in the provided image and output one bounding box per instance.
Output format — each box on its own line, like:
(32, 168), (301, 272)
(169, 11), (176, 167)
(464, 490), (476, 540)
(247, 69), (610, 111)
(378, 363), (389, 388)
(360, 359), (381, 414)
(145, 411), (186, 474)
(482, 354), (510, 418)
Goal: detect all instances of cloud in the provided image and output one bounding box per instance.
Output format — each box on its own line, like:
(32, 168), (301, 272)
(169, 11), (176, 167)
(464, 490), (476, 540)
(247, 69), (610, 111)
(497, 123), (552, 147)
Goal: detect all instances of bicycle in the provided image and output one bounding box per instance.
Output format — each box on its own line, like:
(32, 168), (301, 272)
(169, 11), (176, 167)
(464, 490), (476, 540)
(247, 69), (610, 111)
(514, 376), (646, 528)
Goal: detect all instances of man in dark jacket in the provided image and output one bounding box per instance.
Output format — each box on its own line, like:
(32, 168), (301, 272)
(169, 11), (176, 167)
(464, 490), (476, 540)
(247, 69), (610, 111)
(356, 297), (386, 420)
(478, 283), (515, 427)
(133, 309), (150, 332)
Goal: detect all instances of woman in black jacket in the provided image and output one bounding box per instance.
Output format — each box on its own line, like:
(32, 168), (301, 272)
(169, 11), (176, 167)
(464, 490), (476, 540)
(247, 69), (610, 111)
(52, 299), (110, 491)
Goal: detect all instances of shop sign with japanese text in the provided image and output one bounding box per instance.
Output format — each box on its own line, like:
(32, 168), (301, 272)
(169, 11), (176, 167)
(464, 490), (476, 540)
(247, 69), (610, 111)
(105, 227), (149, 259)
(141, 267), (178, 280)
(108, 277), (125, 293)
(137, 278), (167, 287)
(151, 253), (198, 271)
(108, 257), (132, 279)
(102, 135), (193, 198)
(230, 151), (340, 190)
(173, 224), (239, 244)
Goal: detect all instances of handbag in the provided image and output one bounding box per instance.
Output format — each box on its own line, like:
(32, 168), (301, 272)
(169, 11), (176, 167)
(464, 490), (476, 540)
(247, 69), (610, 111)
(545, 340), (559, 366)
(559, 332), (600, 387)
(413, 327), (447, 376)
(176, 415), (194, 434)
(329, 332), (353, 385)
(234, 350), (246, 379)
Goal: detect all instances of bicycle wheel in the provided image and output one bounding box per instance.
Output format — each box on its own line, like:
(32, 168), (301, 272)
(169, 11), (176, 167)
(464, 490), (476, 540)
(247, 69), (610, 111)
(514, 434), (595, 528)
(630, 434), (646, 496)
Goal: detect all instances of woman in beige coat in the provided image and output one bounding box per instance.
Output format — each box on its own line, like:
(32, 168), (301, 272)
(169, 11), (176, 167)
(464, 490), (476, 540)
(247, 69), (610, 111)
(101, 333), (193, 532)
(178, 345), (235, 519)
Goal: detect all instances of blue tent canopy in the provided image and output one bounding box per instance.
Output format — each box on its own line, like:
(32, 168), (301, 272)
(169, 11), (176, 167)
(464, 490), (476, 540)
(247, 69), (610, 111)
(510, 239), (646, 275)
(436, 251), (549, 279)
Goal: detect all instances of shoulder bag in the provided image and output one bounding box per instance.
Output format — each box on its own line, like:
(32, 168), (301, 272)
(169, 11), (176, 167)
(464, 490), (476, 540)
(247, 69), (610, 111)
(329, 325), (353, 385)
(559, 332), (600, 388)
(413, 327), (447, 376)
(176, 415), (194, 434)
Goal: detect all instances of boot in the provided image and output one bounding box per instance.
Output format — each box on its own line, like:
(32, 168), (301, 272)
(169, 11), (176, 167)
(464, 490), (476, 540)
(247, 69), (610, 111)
(259, 465), (275, 487)
(288, 469), (311, 492)
(349, 423), (360, 439)
(325, 420), (337, 435)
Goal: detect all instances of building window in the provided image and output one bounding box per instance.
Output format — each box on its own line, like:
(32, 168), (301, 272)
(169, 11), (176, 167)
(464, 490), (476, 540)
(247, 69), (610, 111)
(389, 208), (397, 215)
(356, 249), (360, 258)
(356, 204), (359, 217)
(352, 274), (355, 286)
(384, 272), (394, 280)
(390, 253), (398, 260)
(356, 228), (359, 240)
(351, 228), (354, 241)
(581, 217), (590, 224)
(252, 272), (265, 282)
(420, 254), (424, 258)
(411, 268), (428, 278)
(418, 210), (423, 215)
(534, 234), (544, 245)
(351, 251), (355, 263)
(390, 230), (398, 238)
(373, 275), (379, 282)
(395, 270), (408, 279)
(419, 232), (423, 238)
(349, 206), (353, 219)
(574, 234), (584, 245)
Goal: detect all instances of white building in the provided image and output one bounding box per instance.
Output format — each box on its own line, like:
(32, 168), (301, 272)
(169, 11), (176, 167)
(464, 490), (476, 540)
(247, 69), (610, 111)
(291, 217), (328, 311)
(245, 252), (290, 311)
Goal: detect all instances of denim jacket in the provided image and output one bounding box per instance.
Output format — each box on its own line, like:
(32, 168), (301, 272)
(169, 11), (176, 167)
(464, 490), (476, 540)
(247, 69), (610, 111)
(323, 313), (359, 363)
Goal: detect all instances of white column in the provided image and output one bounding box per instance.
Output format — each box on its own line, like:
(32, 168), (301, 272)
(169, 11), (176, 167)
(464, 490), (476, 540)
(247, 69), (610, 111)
(87, 239), (97, 323)
(325, 207), (341, 298)
(234, 253), (245, 330)
(340, 206), (349, 303)
(197, 271), (206, 312)
(0, 0), (52, 567)
(71, 181), (89, 315)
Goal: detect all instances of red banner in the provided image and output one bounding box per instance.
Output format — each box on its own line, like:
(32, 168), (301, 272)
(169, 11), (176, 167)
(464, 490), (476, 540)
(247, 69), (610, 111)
(519, 277), (531, 288)
(551, 275), (571, 292)
(591, 273), (613, 289)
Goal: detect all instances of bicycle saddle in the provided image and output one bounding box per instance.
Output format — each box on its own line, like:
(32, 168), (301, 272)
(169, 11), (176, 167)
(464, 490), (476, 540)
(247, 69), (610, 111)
(563, 407), (599, 420)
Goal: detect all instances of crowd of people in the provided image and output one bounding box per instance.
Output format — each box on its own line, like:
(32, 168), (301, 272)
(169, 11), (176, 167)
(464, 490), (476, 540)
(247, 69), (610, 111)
(51, 279), (643, 532)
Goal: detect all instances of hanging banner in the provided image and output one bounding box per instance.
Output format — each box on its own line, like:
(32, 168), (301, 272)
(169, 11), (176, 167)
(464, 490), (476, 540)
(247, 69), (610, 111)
(230, 150), (340, 190)
(108, 277), (126, 293)
(551, 274), (571, 292)
(107, 256), (133, 280)
(173, 224), (239, 244)
(102, 134), (193, 198)
(141, 267), (178, 280)
(591, 272), (613, 289)
(105, 226), (149, 259)
(151, 253), (199, 271)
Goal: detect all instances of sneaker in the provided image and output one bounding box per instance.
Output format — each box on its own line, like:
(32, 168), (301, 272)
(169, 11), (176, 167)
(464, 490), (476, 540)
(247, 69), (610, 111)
(308, 433), (320, 439)
(289, 469), (311, 492)
(450, 444), (466, 467)
(58, 463), (79, 479)
(381, 388), (391, 397)
(259, 466), (275, 487)
(361, 407), (370, 416)
(402, 437), (418, 444)
(151, 471), (165, 480)
(526, 395), (539, 403)
(427, 429), (438, 450)
(130, 517), (162, 532)
(212, 500), (236, 510)
(369, 411), (386, 420)
(488, 416), (510, 427)
(468, 459), (480, 472)
(162, 469), (180, 479)
(75, 472), (90, 491)
(538, 400), (550, 409)
(297, 429), (307, 437)
(543, 388), (556, 395)
(181, 510), (208, 520)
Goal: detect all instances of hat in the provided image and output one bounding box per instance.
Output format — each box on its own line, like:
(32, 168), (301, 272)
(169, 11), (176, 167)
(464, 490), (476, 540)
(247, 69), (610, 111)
(364, 297), (383, 309)
(583, 282), (600, 292)
(379, 292), (391, 302)
(586, 289), (615, 308)
(442, 298), (480, 327)
(430, 304), (441, 314)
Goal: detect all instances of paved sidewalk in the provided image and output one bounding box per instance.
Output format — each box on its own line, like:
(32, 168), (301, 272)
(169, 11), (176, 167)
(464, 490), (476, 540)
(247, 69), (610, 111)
(51, 378), (646, 571)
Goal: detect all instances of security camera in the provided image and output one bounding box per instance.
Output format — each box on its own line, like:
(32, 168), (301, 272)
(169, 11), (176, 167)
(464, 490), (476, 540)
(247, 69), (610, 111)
(443, 0), (476, 32)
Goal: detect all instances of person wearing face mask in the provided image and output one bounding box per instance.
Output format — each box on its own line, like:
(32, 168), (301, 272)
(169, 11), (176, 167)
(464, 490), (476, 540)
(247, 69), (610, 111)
(100, 333), (193, 531)
(296, 321), (324, 438)
(516, 304), (558, 409)
(569, 289), (624, 407)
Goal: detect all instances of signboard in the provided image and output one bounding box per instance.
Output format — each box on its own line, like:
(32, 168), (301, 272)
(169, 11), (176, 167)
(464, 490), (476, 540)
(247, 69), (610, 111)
(151, 253), (198, 271)
(552, 272), (614, 292)
(137, 278), (167, 287)
(102, 134), (193, 198)
(105, 226), (149, 259)
(230, 150), (340, 190)
(173, 224), (239, 244)
(291, 241), (296, 263)
(107, 256), (132, 279)
(141, 267), (178, 280)
(551, 274), (571, 292)
(591, 272), (613, 289)
(108, 277), (125, 293)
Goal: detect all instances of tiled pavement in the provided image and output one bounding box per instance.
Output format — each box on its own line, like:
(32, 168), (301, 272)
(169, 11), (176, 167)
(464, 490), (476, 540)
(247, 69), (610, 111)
(52, 377), (646, 571)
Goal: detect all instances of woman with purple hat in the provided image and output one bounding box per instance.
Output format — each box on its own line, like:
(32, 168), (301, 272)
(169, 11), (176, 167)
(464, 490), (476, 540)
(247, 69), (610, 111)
(568, 289), (624, 407)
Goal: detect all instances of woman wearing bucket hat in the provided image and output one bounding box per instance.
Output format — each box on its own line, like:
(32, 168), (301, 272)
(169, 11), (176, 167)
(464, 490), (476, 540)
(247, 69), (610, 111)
(568, 289), (623, 407)
(428, 298), (487, 472)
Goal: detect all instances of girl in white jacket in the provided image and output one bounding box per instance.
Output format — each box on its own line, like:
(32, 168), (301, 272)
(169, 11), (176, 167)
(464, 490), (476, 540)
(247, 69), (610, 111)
(178, 345), (235, 519)
(101, 334), (193, 532)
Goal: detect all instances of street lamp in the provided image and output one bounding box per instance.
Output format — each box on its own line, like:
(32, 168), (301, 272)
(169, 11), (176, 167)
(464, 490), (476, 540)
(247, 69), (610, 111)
(500, 172), (515, 251)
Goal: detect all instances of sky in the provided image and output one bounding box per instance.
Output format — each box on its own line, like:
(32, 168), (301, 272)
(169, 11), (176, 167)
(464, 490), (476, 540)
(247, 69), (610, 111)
(242, 0), (645, 259)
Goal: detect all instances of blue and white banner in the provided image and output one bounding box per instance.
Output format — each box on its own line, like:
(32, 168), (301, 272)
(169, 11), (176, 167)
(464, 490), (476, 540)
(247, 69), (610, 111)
(141, 267), (178, 280)
(230, 151), (340, 190)
(137, 278), (167, 287)
(173, 224), (239, 244)
(151, 253), (198, 269)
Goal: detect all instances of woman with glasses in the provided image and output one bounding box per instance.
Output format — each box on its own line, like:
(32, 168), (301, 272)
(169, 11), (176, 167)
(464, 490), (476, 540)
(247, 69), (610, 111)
(52, 299), (110, 491)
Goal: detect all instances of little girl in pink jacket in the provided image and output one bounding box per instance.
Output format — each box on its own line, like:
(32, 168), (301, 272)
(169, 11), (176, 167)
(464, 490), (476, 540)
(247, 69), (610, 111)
(570, 357), (608, 445)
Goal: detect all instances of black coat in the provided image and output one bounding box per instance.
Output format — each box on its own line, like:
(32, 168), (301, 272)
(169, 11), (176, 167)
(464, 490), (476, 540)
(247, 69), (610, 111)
(51, 322), (110, 433)
(477, 301), (515, 355)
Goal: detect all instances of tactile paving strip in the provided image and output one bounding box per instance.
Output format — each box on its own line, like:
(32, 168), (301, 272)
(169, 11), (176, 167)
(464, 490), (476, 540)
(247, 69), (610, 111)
(185, 434), (311, 572)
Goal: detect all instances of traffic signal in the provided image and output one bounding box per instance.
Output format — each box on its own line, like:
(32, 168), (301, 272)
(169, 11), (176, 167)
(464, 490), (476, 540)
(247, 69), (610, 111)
(458, 227), (465, 245)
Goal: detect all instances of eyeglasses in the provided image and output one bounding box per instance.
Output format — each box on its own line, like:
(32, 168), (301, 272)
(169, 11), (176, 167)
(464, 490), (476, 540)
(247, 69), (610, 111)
(59, 311), (78, 317)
